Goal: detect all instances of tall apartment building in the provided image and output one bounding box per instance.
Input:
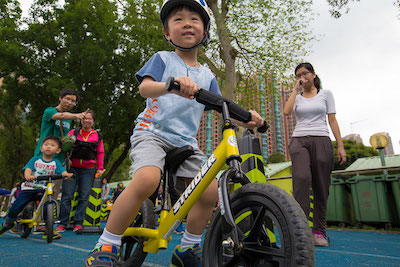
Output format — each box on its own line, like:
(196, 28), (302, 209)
(343, 134), (363, 144)
(377, 132), (394, 155)
(196, 75), (296, 161)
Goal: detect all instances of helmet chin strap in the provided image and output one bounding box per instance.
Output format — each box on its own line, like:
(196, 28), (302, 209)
(167, 35), (208, 51)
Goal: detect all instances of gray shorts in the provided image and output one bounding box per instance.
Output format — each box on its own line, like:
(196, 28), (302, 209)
(129, 131), (207, 179)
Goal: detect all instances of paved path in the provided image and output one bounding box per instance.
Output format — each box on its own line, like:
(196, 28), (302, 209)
(0, 221), (399, 266)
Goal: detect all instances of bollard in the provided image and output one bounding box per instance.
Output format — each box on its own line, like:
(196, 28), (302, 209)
(309, 188), (314, 228)
(100, 203), (109, 222)
(67, 190), (79, 230)
(76, 175), (103, 234)
(236, 129), (267, 190)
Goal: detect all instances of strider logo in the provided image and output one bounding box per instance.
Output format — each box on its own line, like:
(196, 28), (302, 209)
(173, 154), (217, 215)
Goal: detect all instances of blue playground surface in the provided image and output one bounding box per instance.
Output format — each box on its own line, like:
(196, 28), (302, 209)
(0, 220), (399, 267)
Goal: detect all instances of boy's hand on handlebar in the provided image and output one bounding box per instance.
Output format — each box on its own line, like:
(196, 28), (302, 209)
(172, 76), (198, 99)
(25, 175), (35, 182)
(242, 110), (264, 129)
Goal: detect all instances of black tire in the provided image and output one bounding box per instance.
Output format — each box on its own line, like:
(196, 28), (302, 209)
(20, 202), (35, 238)
(45, 203), (55, 243)
(203, 183), (314, 267)
(117, 199), (156, 267)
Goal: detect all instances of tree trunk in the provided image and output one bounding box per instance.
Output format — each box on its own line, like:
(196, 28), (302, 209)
(208, 0), (238, 100)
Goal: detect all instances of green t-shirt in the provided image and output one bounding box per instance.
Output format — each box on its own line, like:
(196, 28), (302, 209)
(34, 107), (72, 164)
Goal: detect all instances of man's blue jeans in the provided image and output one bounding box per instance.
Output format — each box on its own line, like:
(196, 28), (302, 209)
(59, 167), (95, 226)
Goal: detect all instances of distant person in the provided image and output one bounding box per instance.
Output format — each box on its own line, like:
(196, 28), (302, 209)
(57, 110), (105, 233)
(9, 182), (22, 205)
(34, 87), (88, 198)
(101, 178), (110, 204)
(111, 182), (124, 203)
(0, 136), (73, 237)
(283, 62), (346, 247)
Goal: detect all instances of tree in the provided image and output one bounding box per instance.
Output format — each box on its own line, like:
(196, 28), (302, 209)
(204, 0), (316, 100)
(0, 0), (170, 184)
(332, 139), (378, 170)
(267, 152), (286, 164)
(326, 0), (400, 18)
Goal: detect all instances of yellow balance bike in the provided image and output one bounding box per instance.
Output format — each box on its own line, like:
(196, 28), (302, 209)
(118, 78), (314, 266)
(18, 174), (63, 243)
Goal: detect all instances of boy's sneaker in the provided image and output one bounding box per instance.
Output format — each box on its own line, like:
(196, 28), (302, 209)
(56, 225), (66, 233)
(171, 244), (201, 267)
(0, 221), (16, 236)
(73, 224), (83, 232)
(174, 224), (185, 234)
(313, 231), (329, 247)
(85, 244), (119, 267)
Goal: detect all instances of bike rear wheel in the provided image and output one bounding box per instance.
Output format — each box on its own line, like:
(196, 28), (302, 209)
(20, 202), (35, 238)
(45, 203), (55, 243)
(117, 199), (156, 267)
(203, 183), (314, 267)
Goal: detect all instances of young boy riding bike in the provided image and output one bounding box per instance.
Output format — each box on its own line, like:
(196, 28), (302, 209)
(0, 136), (73, 237)
(85, 1), (264, 266)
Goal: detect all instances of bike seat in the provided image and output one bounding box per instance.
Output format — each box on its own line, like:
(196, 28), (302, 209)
(165, 146), (195, 174)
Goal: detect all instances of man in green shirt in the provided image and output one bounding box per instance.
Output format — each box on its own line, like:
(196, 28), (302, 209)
(34, 88), (88, 163)
(34, 88), (88, 202)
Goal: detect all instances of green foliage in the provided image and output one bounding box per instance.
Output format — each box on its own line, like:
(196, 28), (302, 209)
(0, 0), (170, 185)
(205, 0), (316, 99)
(326, 0), (400, 18)
(332, 139), (378, 170)
(0, 86), (37, 188)
(267, 152), (286, 164)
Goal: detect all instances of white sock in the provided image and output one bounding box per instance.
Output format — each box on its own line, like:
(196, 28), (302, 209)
(180, 230), (202, 250)
(97, 228), (123, 247)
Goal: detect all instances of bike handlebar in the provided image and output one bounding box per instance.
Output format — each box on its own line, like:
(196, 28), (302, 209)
(165, 77), (269, 133)
(22, 174), (64, 183)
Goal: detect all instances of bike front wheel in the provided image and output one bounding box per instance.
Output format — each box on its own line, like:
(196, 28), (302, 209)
(203, 182), (314, 266)
(117, 199), (156, 267)
(45, 202), (55, 243)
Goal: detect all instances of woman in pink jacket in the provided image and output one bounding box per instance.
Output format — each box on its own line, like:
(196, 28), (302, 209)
(56, 110), (105, 233)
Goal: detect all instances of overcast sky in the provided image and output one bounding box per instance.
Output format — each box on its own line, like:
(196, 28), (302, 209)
(308, 0), (400, 153)
(20, 0), (400, 153)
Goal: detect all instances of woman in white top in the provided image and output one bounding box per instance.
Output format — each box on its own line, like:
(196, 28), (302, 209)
(284, 62), (346, 247)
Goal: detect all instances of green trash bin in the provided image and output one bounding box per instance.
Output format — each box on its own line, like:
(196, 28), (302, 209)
(386, 175), (400, 226)
(326, 177), (355, 226)
(347, 175), (393, 228)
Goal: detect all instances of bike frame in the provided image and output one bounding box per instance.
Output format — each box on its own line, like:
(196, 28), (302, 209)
(18, 180), (56, 228)
(123, 119), (249, 254)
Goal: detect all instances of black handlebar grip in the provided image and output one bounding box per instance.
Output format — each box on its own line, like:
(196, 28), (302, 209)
(165, 77), (180, 92)
(257, 121), (269, 133)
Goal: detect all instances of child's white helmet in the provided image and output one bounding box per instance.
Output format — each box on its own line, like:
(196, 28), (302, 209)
(160, 0), (211, 50)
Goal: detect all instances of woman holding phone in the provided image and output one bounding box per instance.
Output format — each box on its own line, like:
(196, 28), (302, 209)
(283, 62), (346, 247)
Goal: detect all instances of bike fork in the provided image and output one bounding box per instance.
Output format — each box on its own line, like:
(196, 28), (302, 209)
(218, 164), (251, 253)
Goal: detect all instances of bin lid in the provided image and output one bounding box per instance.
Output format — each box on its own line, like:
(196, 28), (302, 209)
(346, 154), (400, 171)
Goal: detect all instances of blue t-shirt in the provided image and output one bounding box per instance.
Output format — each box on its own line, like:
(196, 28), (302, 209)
(134, 51), (221, 148)
(21, 156), (66, 190)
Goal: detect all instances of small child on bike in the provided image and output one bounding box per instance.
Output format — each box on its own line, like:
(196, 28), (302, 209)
(0, 136), (73, 237)
(86, 0), (264, 266)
